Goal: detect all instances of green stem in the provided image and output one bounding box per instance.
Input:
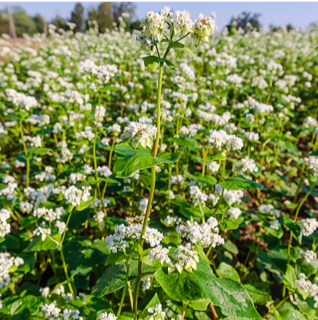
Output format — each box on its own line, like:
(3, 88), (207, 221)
(221, 159), (226, 181)
(118, 254), (133, 316)
(263, 294), (292, 319)
(287, 184), (314, 265)
(60, 246), (75, 296)
(198, 202), (205, 223)
(182, 301), (187, 320)
(133, 58), (166, 320)
(102, 136), (116, 200)
(59, 207), (75, 296)
(20, 122), (30, 187)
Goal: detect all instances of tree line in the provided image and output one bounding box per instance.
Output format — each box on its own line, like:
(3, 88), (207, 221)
(0, 2), (141, 37)
(0, 3), (299, 38)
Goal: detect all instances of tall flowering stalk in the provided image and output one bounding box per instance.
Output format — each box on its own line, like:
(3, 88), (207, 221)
(132, 7), (217, 319)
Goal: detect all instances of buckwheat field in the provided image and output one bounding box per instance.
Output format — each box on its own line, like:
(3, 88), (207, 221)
(0, 6), (318, 320)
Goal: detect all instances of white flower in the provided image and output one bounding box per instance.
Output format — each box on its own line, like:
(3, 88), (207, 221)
(169, 244), (200, 273)
(215, 184), (244, 205)
(176, 217), (223, 248)
(40, 287), (50, 298)
(96, 166), (112, 178)
(78, 59), (117, 83)
(226, 207), (242, 219)
(33, 222), (51, 241)
(0, 253), (24, 289)
(170, 175), (184, 185)
(55, 221), (66, 234)
(0, 209), (11, 237)
(269, 220), (280, 230)
(108, 124), (121, 134)
(98, 312), (117, 320)
(301, 218), (318, 236)
(189, 186), (208, 206)
(139, 198), (148, 213)
(64, 186), (91, 206)
(41, 302), (61, 318)
(125, 121), (157, 149)
(149, 245), (171, 264)
(303, 250), (317, 263)
(192, 14), (217, 45)
(208, 161), (220, 173)
(209, 130), (243, 151)
(147, 303), (166, 320)
(233, 157), (258, 174)
(106, 224), (163, 253)
(305, 156), (318, 177)
(95, 106), (106, 124)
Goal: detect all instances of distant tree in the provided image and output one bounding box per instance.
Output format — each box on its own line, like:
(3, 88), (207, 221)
(33, 14), (45, 33)
(51, 15), (68, 31)
(12, 6), (37, 36)
(86, 7), (97, 31)
(97, 2), (113, 32)
(112, 2), (136, 24)
(226, 12), (262, 33)
(269, 24), (280, 32)
(130, 19), (142, 31)
(71, 3), (85, 32)
(0, 12), (10, 35)
(286, 24), (294, 32)
(269, 23), (294, 33)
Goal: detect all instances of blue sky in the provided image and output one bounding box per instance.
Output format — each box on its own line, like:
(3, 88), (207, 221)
(1, 2), (318, 30)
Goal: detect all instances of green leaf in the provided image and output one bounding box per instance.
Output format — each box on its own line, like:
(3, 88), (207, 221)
(92, 261), (137, 297)
(223, 240), (238, 255)
(244, 284), (272, 305)
(171, 42), (194, 56)
(165, 59), (178, 70)
(155, 259), (261, 319)
(206, 154), (226, 161)
(113, 146), (182, 178)
(188, 299), (210, 311)
(28, 148), (52, 155)
(296, 258), (318, 277)
(1, 295), (40, 316)
(142, 56), (160, 72)
(24, 234), (61, 252)
(118, 313), (135, 320)
(282, 265), (296, 291)
(217, 262), (240, 282)
(282, 214), (302, 242)
(75, 196), (94, 211)
(219, 176), (269, 190)
(180, 202), (208, 219)
(140, 294), (161, 319)
(193, 174), (217, 186)
(310, 150), (318, 156)
(173, 137), (199, 152)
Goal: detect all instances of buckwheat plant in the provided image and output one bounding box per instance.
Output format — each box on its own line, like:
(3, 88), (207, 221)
(2, 6), (318, 320)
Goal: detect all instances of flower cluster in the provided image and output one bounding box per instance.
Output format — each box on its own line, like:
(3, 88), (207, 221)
(176, 217), (224, 248)
(300, 218), (318, 236)
(124, 121), (157, 149)
(78, 59), (118, 83)
(0, 252), (23, 288)
(137, 6), (217, 52)
(189, 186), (208, 206)
(305, 156), (318, 177)
(64, 186), (91, 206)
(106, 223), (163, 253)
(0, 209), (10, 237)
(209, 130), (244, 151)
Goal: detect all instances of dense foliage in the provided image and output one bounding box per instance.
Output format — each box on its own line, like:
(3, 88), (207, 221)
(0, 7), (318, 320)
